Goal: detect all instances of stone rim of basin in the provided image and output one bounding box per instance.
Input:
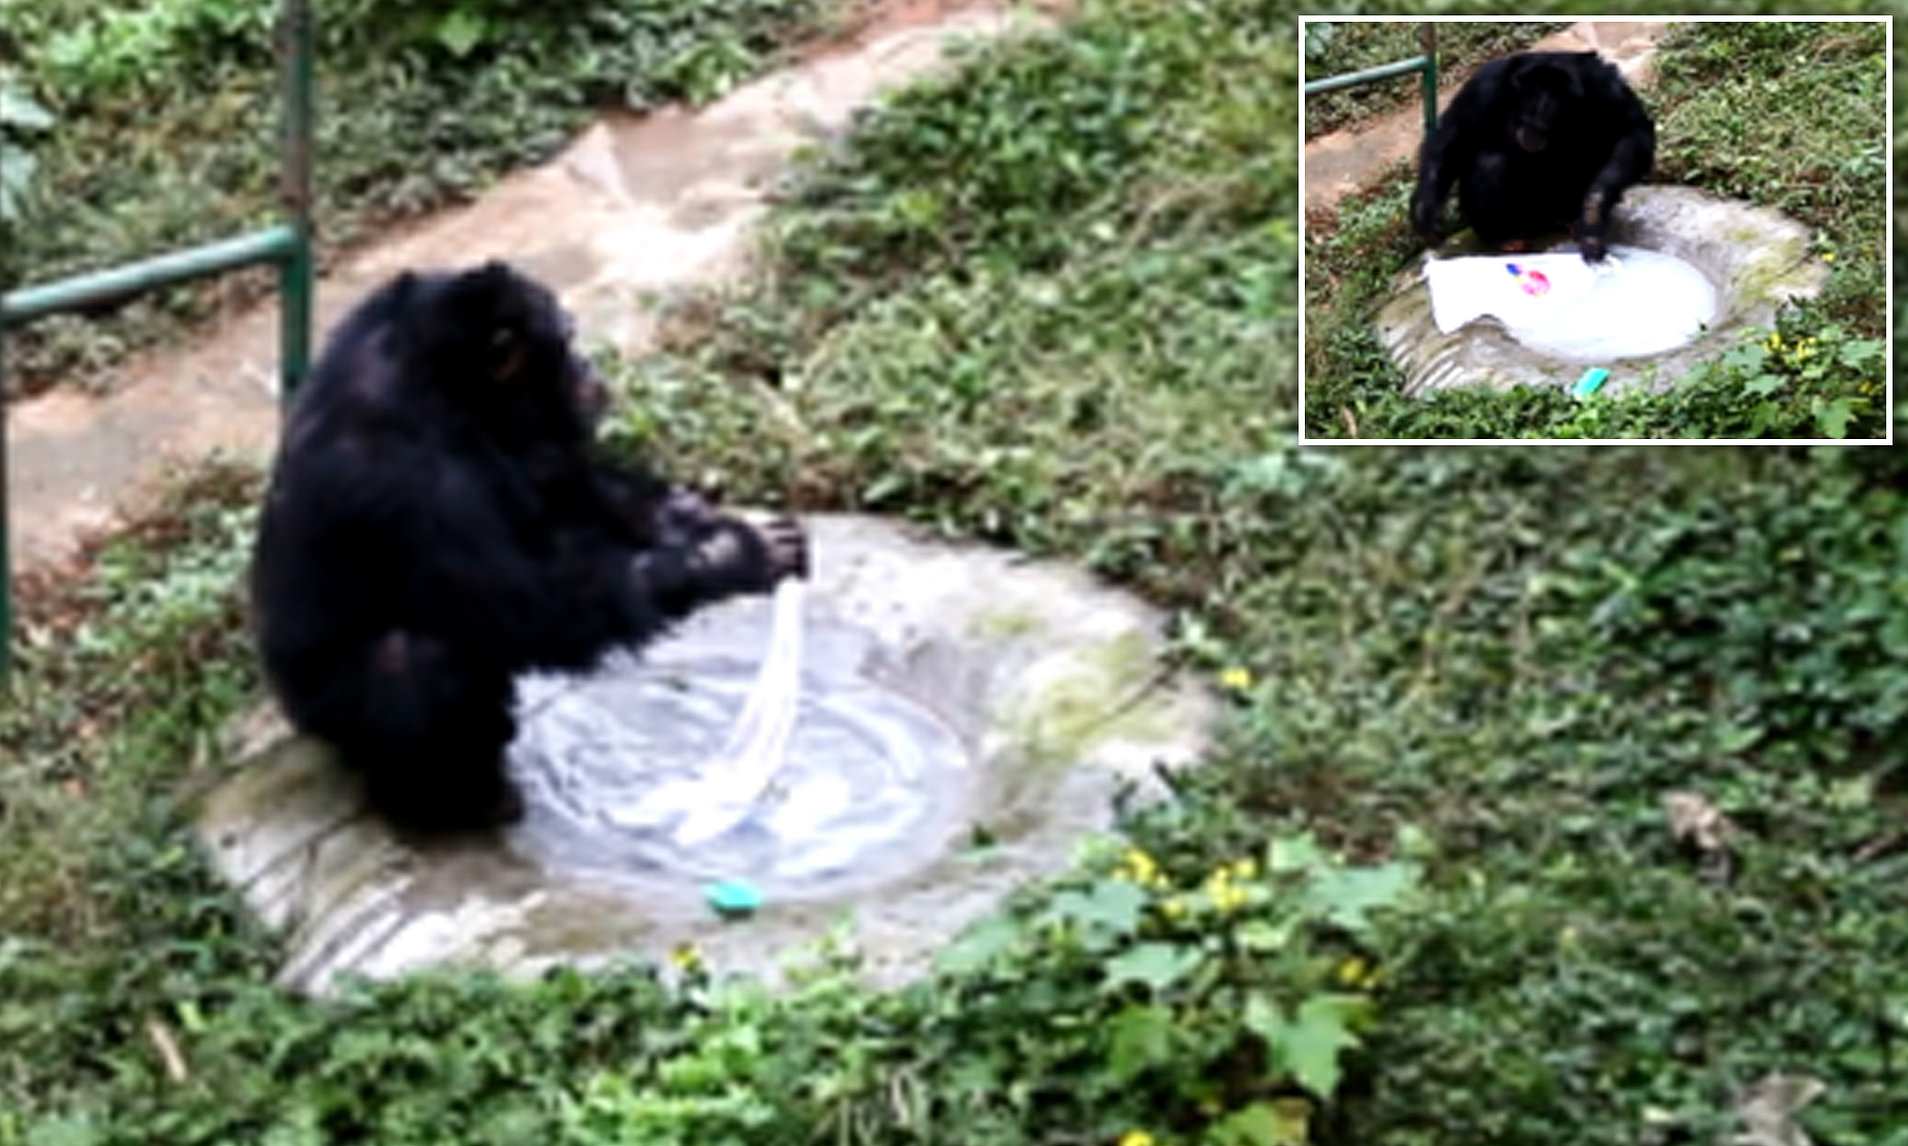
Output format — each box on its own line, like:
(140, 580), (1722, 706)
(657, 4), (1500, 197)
(197, 513), (1216, 996)
(1374, 185), (1830, 399)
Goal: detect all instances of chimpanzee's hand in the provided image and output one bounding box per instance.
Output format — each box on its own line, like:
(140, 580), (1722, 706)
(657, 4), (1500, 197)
(754, 515), (808, 583)
(1410, 184), (1442, 241)
(688, 514), (808, 593)
(654, 487), (718, 547)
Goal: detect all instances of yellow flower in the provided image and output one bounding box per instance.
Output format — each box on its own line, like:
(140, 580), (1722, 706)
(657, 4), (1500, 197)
(670, 943), (702, 970)
(1219, 666), (1254, 692)
(1121, 848), (1159, 884)
(1162, 897), (1187, 919)
(1206, 872), (1249, 910)
(1823, 252), (1836, 262)
(1335, 955), (1372, 987)
(1231, 858), (1258, 880)
(1119, 1132), (1156, 1146)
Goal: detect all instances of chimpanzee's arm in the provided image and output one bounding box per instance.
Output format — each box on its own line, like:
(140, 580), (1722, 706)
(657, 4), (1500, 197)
(1575, 79), (1655, 261)
(583, 457), (806, 617)
(1410, 70), (1491, 241)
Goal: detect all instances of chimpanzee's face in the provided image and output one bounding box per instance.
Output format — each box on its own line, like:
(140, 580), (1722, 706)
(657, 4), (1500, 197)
(408, 262), (609, 443)
(1509, 63), (1577, 153)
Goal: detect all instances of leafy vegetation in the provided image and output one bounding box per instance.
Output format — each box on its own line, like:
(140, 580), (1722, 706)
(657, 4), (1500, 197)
(0, 0), (837, 395)
(0, 68), (55, 224)
(1302, 20), (1568, 139)
(3, 2), (1907, 1144)
(1303, 19), (1890, 440)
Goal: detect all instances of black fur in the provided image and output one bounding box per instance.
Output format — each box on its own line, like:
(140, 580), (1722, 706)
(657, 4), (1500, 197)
(1411, 50), (1655, 262)
(251, 261), (805, 832)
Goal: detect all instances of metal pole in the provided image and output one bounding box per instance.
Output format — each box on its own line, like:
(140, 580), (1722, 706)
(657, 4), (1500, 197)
(1302, 55), (1432, 96)
(1, 227), (302, 325)
(278, 0), (314, 404)
(1420, 24), (1439, 136)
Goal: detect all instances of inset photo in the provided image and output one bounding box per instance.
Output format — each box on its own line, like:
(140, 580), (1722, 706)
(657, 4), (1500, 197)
(1299, 17), (1892, 444)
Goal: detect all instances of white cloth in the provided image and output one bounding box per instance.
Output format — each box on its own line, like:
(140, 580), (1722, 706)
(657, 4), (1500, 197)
(1423, 245), (1718, 362)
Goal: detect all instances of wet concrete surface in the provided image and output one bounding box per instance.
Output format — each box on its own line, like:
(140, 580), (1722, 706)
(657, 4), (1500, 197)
(199, 515), (1214, 995)
(1374, 186), (1828, 400)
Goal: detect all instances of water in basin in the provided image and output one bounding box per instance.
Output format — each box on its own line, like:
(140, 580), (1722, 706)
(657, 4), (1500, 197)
(1426, 244), (1720, 362)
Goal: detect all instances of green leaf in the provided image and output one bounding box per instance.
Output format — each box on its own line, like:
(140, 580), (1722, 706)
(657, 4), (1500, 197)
(1812, 397), (1854, 439)
(1267, 833), (1329, 876)
(0, 84), (53, 132)
(935, 917), (1019, 975)
(1743, 372), (1785, 397)
(1720, 342), (1768, 374)
(1236, 918), (1297, 953)
(1103, 942), (1201, 992)
(1716, 723), (1763, 753)
(1748, 400), (1782, 437)
(862, 472), (908, 505)
(1839, 338), (1884, 369)
(25, 1113), (102, 1146)
(1301, 861), (1419, 936)
(1206, 1099), (1310, 1146)
(0, 149), (37, 223)
(435, 9), (488, 58)
(1048, 879), (1147, 943)
(1106, 1003), (1174, 1082)
(1246, 993), (1371, 1099)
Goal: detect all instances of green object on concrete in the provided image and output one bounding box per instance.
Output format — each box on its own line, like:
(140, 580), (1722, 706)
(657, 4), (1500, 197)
(706, 880), (763, 918)
(1572, 367), (1611, 399)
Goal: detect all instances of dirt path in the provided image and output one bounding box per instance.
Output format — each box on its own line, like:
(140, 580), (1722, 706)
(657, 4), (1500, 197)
(5, 0), (1043, 571)
(1303, 20), (1673, 217)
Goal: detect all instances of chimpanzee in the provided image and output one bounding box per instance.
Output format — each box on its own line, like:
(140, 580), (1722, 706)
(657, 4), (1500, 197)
(251, 261), (806, 832)
(1410, 50), (1655, 263)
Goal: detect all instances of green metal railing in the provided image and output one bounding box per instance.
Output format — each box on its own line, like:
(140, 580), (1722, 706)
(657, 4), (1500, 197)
(1304, 24), (1440, 137)
(0, 0), (314, 682)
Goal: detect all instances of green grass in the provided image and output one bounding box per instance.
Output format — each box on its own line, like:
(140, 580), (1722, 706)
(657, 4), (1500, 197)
(1303, 20), (1569, 139)
(1302, 19), (1890, 440)
(4, 2), (1908, 1143)
(0, 0), (839, 398)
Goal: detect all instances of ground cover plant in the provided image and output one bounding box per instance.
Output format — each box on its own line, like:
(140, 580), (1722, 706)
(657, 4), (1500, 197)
(3, 1), (1907, 1143)
(0, 0), (841, 398)
(1302, 20), (1568, 140)
(1302, 18), (1890, 440)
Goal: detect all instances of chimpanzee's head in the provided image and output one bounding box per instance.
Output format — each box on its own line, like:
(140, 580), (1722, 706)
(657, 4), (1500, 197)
(1506, 56), (1586, 154)
(391, 261), (608, 444)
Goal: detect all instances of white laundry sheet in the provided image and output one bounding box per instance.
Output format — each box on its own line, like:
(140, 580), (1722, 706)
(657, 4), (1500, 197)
(1423, 245), (1719, 362)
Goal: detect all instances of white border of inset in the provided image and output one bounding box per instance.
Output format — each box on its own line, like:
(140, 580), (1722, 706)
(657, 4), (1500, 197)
(1296, 15), (1894, 446)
